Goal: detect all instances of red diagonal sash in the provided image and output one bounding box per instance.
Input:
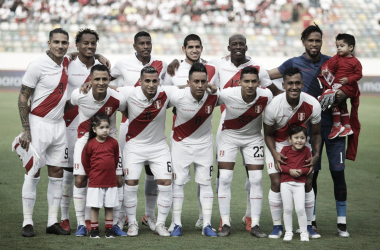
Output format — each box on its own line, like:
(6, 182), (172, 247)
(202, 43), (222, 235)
(173, 95), (218, 142)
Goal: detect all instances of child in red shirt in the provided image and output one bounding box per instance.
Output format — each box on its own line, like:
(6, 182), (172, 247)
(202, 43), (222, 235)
(280, 125), (311, 242)
(82, 113), (121, 238)
(322, 33), (362, 139)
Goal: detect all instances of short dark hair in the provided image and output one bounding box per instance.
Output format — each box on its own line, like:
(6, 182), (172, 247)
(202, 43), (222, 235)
(189, 63), (208, 80)
(283, 67), (303, 81)
(75, 28), (99, 44)
(140, 66), (158, 77)
(301, 24), (322, 41)
(90, 64), (110, 76)
(240, 67), (259, 80)
(336, 33), (356, 52)
(49, 28), (69, 40)
(229, 34), (246, 45)
(184, 34), (202, 47)
(88, 113), (110, 142)
(134, 31), (151, 43)
(289, 125), (308, 138)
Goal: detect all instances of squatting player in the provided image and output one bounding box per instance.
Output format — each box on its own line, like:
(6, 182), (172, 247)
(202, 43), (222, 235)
(217, 67), (273, 237)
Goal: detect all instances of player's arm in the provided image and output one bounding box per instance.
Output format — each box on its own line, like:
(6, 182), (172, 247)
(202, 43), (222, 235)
(167, 59), (180, 77)
(303, 121), (321, 174)
(266, 83), (283, 96)
(18, 84), (34, 151)
(346, 61), (363, 85)
(263, 123), (287, 171)
(267, 67), (283, 80)
(64, 99), (76, 113)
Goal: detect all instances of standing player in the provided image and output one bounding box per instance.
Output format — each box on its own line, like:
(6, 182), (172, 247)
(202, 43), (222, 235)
(18, 28), (71, 237)
(67, 65), (127, 236)
(168, 63), (219, 237)
(267, 25), (351, 237)
(217, 67), (273, 237)
(264, 67), (322, 239)
(110, 31), (168, 230)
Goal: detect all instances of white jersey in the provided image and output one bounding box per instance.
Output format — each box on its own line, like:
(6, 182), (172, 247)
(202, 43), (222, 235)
(70, 88), (127, 139)
(168, 87), (219, 146)
(117, 85), (177, 147)
(64, 57), (101, 129)
(22, 54), (71, 121)
(263, 92), (321, 146)
(218, 87), (273, 138)
(162, 59), (218, 87)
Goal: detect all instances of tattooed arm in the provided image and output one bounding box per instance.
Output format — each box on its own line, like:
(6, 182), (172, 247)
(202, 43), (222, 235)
(18, 84), (34, 151)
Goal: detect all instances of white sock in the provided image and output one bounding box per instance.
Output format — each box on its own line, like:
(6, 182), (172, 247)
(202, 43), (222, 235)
(245, 177), (251, 217)
(145, 174), (158, 218)
(199, 184), (213, 229)
(172, 184), (184, 226)
(197, 183), (203, 220)
(218, 169), (233, 226)
(22, 174), (40, 227)
(248, 170), (263, 227)
(156, 184), (172, 226)
(113, 187), (124, 225)
(337, 216), (346, 224)
(124, 184), (139, 226)
(61, 170), (73, 221)
(47, 176), (63, 227)
(268, 189), (282, 226)
(84, 206), (91, 221)
(73, 186), (86, 226)
(305, 189), (315, 225)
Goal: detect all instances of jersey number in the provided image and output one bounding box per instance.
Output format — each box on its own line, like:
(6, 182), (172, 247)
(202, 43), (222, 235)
(64, 147), (68, 159)
(118, 156), (122, 168)
(145, 111), (152, 120)
(253, 146), (264, 158)
(230, 79), (238, 88)
(167, 162), (172, 173)
(59, 82), (64, 94)
(209, 166), (213, 177)
(238, 115), (253, 123)
(195, 116), (202, 125)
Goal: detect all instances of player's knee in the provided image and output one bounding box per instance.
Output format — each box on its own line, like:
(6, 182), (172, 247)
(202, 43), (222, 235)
(219, 169), (233, 187)
(331, 170), (347, 201)
(75, 175), (87, 188)
(47, 165), (63, 178)
(157, 179), (171, 186)
(269, 174), (281, 192)
(117, 176), (124, 187)
(126, 179), (139, 186)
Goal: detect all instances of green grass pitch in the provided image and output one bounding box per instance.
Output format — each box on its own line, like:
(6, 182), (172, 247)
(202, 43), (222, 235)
(0, 92), (379, 249)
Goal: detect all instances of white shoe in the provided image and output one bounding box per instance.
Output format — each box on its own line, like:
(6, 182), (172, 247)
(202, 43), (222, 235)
(127, 222), (139, 237)
(300, 232), (309, 241)
(117, 216), (126, 229)
(195, 219), (203, 230)
(337, 228), (350, 238)
(144, 216), (157, 232)
(155, 223), (170, 237)
(168, 222), (175, 232)
(283, 232), (293, 241)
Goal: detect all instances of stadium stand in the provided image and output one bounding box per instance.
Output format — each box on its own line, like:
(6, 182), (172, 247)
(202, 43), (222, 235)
(0, 0), (378, 57)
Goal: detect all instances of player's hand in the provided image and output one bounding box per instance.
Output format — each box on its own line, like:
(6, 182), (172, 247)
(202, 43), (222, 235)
(335, 89), (348, 104)
(273, 151), (287, 172)
(98, 55), (111, 70)
(318, 89), (336, 111)
(304, 155), (319, 175)
(339, 77), (348, 85)
(289, 169), (300, 178)
(322, 69), (328, 77)
(167, 59), (180, 77)
(222, 55), (230, 61)
(80, 82), (92, 94)
(207, 84), (218, 94)
(20, 131), (31, 152)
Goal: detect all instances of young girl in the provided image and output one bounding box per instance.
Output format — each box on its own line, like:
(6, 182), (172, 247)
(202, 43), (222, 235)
(280, 125), (311, 242)
(82, 113), (120, 238)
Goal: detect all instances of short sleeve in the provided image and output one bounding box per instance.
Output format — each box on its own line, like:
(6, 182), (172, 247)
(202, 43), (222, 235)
(218, 88), (228, 105)
(278, 58), (294, 76)
(159, 61), (168, 81)
(22, 61), (41, 88)
(168, 88), (180, 108)
(263, 101), (276, 126)
(161, 72), (173, 86)
(259, 68), (272, 88)
(117, 86), (134, 100)
(162, 86), (178, 98)
(70, 88), (80, 106)
(117, 92), (127, 112)
(310, 101), (321, 124)
(110, 59), (123, 79)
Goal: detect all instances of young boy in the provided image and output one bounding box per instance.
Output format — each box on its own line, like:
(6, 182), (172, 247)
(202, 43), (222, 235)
(321, 33), (362, 139)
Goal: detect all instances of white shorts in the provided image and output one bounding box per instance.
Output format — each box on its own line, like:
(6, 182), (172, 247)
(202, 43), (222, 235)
(29, 114), (68, 168)
(86, 187), (119, 208)
(118, 121), (129, 155)
(171, 140), (214, 185)
(66, 128), (77, 168)
(217, 132), (264, 165)
(74, 135), (123, 176)
(123, 142), (172, 180)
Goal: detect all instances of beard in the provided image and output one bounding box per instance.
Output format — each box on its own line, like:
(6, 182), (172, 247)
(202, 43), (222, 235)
(305, 48), (320, 59)
(186, 54), (200, 63)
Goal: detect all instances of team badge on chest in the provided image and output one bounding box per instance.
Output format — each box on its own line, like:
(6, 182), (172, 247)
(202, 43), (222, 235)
(205, 105), (213, 114)
(255, 105), (262, 113)
(105, 107), (113, 115)
(298, 112), (306, 121)
(154, 100), (162, 109)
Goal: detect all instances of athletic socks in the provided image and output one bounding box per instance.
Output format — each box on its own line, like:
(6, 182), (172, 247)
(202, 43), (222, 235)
(105, 220), (113, 230)
(172, 184), (184, 226)
(113, 187), (123, 225)
(245, 177), (251, 218)
(22, 174), (40, 227)
(248, 170), (263, 227)
(197, 183), (203, 220)
(199, 184), (213, 229)
(268, 189), (283, 226)
(91, 222), (99, 230)
(61, 170), (74, 221)
(332, 106), (341, 125)
(305, 189), (315, 225)
(218, 169), (233, 227)
(73, 186), (87, 226)
(156, 185), (172, 226)
(47, 176), (63, 227)
(145, 174), (158, 218)
(336, 201), (347, 222)
(124, 184), (138, 226)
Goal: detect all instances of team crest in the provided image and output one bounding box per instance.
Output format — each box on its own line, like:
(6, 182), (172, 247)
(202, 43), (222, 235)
(154, 100), (162, 109)
(255, 105), (262, 114)
(173, 173), (176, 180)
(205, 105), (213, 114)
(74, 163), (79, 170)
(124, 168), (129, 176)
(220, 150), (225, 157)
(298, 112), (306, 121)
(105, 107), (113, 115)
